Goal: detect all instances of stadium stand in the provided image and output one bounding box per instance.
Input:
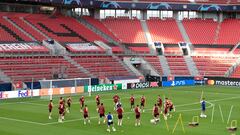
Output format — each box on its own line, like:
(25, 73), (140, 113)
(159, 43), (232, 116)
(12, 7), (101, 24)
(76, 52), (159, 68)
(166, 56), (190, 76)
(164, 44), (183, 55)
(146, 18), (183, 44)
(183, 19), (218, 44)
(106, 0), (233, 4)
(71, 56), (132, 77)
(24, 14), (107, 43)
(192, 56), (238, 76)
(102, 17), (147, 43)
(0, 56), (89, 82)
(0, 15), (32, 42)
(193, 44), (233, 55)
(217, 19), (240, 45)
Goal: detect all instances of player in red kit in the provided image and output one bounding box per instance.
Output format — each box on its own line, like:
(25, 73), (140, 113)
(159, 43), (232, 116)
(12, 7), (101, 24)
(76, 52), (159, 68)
(140, 95), (146, 112)
(48, 100), (53, 119)
(168, 100), (175, 118)
(135, 105), (141, 126)
(59, 97), (63, 104)
(116, 106), (124, 126)
(98, 103), (106, 124)
(95, 94), (100, 111)
(163, 98), (170, 120)
(66, 96), (72, 113)
(157, 95), (163, 113)
(58, 101), (64, 123)
(113, 94), (120, 110)
(83, 105), (90, 125)
(130, 94), (135, 111)
(79, 96), (85, 112)
(152, 104), (160, 124)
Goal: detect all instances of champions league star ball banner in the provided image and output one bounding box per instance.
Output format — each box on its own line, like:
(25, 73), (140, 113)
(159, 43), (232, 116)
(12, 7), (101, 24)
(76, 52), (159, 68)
(162, 80), (195, 87)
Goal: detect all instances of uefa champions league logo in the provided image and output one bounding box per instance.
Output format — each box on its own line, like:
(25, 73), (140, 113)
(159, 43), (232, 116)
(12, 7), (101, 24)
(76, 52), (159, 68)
(64, 0), (82, 5)
(100, 1), (121, 9)
(147, 3), (172, 10)
(198, 4), (222, 11)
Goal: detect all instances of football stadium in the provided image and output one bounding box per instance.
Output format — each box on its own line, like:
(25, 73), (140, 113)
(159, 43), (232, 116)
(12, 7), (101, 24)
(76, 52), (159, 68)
(0, 0), (239, 135)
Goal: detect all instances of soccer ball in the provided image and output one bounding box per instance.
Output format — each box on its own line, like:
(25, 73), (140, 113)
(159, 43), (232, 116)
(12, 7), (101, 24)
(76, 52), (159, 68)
(200, 114), (207, 118)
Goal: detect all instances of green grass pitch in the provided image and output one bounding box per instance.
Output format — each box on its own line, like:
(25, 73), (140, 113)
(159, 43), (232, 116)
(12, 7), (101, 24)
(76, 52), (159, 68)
(0, 86), (239, 135)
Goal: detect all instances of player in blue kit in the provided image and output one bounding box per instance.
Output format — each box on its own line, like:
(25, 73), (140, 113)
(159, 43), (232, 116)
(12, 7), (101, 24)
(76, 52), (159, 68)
(200, 98), (207, 118)
(106, 112), (116, 132)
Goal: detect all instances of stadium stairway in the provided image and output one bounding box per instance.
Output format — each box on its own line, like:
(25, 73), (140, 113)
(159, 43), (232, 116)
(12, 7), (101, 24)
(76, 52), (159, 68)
(140, 20), (156, 54)
(158, 56), (171, 76)
(176, 20), (193, 50)
(63, 55), (95, 78)
(0, 69), (11, 83)
(184, 56), (199, 76)
(21, 17), (49, 40)
(225, 56), (240, 77)
(94, 41), (112, 54)
(140, 58), (160, 76)
(4, 16), (36, 41)
(123, 57), (143, 76)
(112, 55), (137, 76)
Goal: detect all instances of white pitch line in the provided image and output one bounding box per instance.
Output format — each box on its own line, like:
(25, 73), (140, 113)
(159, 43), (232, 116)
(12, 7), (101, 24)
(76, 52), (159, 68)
(211, 104), (215, 123)
(227, 105), (234, 124)
(0, 116), (45, 125)
(218, 105), (225, 123)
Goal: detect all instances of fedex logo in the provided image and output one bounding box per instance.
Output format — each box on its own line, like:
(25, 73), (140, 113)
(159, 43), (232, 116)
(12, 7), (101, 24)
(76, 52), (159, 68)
(18, 90), (30, 98)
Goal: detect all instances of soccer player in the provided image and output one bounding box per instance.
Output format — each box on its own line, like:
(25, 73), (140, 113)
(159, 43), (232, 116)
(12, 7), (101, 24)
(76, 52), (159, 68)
(140, 95), (146, 112)
(200, 98), (207, 118)
(95, 94), (100, 107)
(130, 94), (135, 111)
(59, 97), (63, 104)
(98, 103), (106, 124)
(116, 106), (124, 126)
(79, 96), (85, 111)
(113, 94), (120, 110)
(168, 99), (175, 118)
(58, 101), (64, 123)
(152, 104), (160, 124)
(157, 95), (163, 113)
(135, 105), (141, 126)
(163, 98), (169, 120)
(66, 96), (72, 113)
(83, 105), (90, 125)
(48, 100), (53, 119)
(106, 112), (116, 132)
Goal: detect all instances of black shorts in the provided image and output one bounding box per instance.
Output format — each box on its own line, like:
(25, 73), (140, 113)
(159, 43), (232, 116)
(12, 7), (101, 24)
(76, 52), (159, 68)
(84, 114), (88, 118)
(154, 113), (159, 117)
(67, 103), (71, 108)
(118, 115), (123, 119)
(99, 114), (105, 118)
(59, 110), (64, 115)
(131, 102), (134, 106)
(136, 114), (140, 119)
(49, 109), (52, 113)
(108, 121), (113, 126)
(169, 107), (173, 112)
(96, 102), (100, 106)
(141, 103), (144, 107)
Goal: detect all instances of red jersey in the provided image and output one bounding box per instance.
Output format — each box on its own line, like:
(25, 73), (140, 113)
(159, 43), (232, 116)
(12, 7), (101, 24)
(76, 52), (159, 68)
(141, 97), (146, 104)
(158, 98), (162, 105)
(83, 107), (88, 115)
(96, 95), (100, 103)
(67, 98), (72, 104)
(80, 97), (84, 104)
(48, 102), (53, 109)
(154, 106), (159, 114)
(59, 104), (64, 111)
(135, 107), (140, 115)
(130, 96), (135, 103)
(117, 107), (123, 115)
(98, 105), (105, 114)
(113, 95), (119, 103)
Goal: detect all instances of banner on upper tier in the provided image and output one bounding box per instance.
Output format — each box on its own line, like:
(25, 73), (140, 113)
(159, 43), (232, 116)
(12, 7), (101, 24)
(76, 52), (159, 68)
(84, 84), (122, 93)
(162, 80), (195, 87)
(205, 77), (240, 87)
